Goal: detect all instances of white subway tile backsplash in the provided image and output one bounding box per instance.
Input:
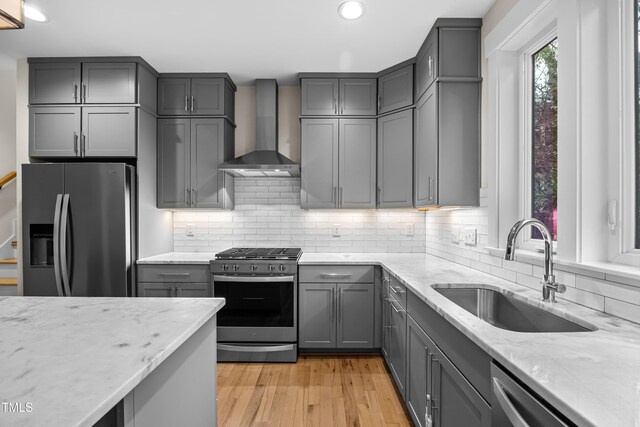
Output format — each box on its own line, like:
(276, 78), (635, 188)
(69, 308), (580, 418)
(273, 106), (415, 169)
(174, 178), (425, 254)
(604, 298), (640, 324)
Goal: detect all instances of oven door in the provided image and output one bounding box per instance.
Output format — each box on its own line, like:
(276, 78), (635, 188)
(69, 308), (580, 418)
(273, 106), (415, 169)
(212, 274), (297, 342)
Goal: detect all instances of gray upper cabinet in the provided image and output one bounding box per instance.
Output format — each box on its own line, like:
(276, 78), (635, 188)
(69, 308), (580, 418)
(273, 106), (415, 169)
(29, 62), (81, 104)
(301, 118), (375, 209)
(29, 106), (136, 158)
(301, 78), (376, 116)
(339, 119), (376, 208)
(29, 60), (138, 105)
(378, 109), (413, 208)
(158, 76), (235, 119)
(300, 119), (339, 208)
(414, 82), (480, 208)
(81, 62), (136, 104)
(378, 65), (414, 114)
(82, 107), (136, 157)
(415, 19), (481, 101)
(29, 107), (81, 157)
(157, 117), (234, 209)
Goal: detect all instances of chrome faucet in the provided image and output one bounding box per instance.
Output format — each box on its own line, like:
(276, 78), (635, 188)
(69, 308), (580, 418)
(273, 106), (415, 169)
(505, 218), (566, 302)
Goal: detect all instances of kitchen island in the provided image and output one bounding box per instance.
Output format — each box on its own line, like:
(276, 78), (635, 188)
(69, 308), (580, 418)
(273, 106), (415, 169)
(0, 296), (224, 427)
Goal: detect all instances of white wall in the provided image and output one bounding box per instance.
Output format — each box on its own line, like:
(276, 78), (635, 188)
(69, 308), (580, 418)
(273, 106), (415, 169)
(0, 68), (17, 253)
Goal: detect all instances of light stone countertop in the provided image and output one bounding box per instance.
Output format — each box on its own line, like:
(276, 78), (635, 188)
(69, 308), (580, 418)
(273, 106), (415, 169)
(0, 296), (225, 427)
(300, 253), (640, 427)
(137, 252), (218, 265)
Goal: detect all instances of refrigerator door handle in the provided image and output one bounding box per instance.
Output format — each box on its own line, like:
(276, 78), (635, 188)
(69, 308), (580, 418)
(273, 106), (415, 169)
(60, 194), (72, 297)
(52, 194), (64, 297)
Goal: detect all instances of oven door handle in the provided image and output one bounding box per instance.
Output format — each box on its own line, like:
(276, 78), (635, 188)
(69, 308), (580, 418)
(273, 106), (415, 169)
(217, 344), (296, 353)
(212, 275), (295, 283)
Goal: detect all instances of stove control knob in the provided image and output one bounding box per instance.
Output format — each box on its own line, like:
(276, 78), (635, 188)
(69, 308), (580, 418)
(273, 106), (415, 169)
(279, 265), (287, 272)
(233, 264), (240, 271)
(251, 264), (258, 272)
(221, 264), (229, 271)
(269, 265), (277, 272)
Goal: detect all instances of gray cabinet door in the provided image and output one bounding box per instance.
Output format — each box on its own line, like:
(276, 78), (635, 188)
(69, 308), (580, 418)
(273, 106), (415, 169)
(414, 84), (438, 207)
(337, 283), (374, 348)
(430, 339), (491, 427)
(340, 78), (377, 116)
(29, 62), (81, 104)
(298, 283), (336, 348)
(378, 66), (414, 114)
(439, 28), (480, 79)
(191, 118), (224, 208)
(339, 119), (376, 208)
(438, 82), (479, 206)
(158, 78), (191, 116)
(82, 62), (137, 104)
(157, 118), (191, 208)
(82, 107), (136, 157)
(381, 274), (391, 361)
(301, 78), (339, 116)
(301, 119), (339, 208)
(29, 106), (80, 157)
(378, 110), (413, 208)
(387, 297), (407, 398)
(406, 315), (431, 427)
(175, 283), (211, 297)
(191, 78), (224, 116)
(416, 27), (438, 99)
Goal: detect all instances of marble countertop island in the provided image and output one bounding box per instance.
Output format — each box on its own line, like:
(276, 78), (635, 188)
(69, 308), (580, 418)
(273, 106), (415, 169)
(0, 296), (225, 426)
(300, 253), (640, 427)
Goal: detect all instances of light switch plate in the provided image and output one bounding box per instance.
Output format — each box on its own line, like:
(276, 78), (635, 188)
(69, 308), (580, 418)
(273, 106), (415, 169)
(332, 224), (341, 237)
(186, 223), (195, 237)
(405, 224), (414, 236)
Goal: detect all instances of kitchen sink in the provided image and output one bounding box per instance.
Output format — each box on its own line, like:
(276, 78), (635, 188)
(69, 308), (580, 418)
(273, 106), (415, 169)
(433, 286), (597, 333)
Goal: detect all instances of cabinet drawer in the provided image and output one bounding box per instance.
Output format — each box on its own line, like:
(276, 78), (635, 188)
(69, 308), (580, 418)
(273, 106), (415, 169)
(138, 264), (209, 283)
(406, 289), (491, 402)
(386, 275), (407, 309)
(299, 265), (374, 283)
(138, 282), (211, 298)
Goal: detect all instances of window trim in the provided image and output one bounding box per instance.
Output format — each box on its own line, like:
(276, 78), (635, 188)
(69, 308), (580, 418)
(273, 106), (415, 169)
(518, 28), (559, 252)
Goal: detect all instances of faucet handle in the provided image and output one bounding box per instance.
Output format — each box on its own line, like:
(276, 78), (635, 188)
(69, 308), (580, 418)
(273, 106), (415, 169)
(556, 283), (566, 294)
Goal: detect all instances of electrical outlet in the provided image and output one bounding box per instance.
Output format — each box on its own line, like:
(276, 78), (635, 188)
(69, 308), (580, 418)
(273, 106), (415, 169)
(463, 228), (477, 245)
(332, 224), (341, 237)
(186, 223), (195, 237)
(405, 224), (414, 236)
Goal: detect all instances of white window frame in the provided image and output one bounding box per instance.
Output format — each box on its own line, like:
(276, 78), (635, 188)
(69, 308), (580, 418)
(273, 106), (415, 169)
(518, 28), (559, 253)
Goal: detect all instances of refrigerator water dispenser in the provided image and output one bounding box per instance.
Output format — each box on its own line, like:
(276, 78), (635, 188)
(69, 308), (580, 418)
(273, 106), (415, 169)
(30, 224), (53, 266)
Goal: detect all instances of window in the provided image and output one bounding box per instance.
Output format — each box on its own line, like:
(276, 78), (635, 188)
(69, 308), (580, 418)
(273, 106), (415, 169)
(531, 39), (558, 241)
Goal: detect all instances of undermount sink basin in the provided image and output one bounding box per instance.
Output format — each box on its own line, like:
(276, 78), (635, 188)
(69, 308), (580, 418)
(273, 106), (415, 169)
(433, 286), (596, 333)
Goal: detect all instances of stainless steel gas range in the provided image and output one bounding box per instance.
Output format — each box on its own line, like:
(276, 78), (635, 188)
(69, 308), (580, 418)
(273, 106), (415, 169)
(211, 248), (301, 362)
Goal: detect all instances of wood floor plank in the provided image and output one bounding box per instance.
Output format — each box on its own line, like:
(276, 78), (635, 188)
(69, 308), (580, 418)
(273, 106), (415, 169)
(217, 355), (413, 427)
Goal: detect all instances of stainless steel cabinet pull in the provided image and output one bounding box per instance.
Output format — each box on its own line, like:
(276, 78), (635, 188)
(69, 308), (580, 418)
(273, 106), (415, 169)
(191, 187), (196, 207)
(185, 96), (189, 112)
(387, 298), (404, 315)
(377, 96), (381, 112)
(218, 344), (295, 353)
(159, 272), (190, 277)
(334, 97), (337, 114)
(213, 275), (295, 283)
(321, 273), (352, 278)
(338, 288), (342, 322)
(73, 132), (78, 155)
(81, 133), (87, 157)
(82, 83), (87, 103)
(377, 187), (382, 204)
(331, 288), (336, 320)
(191, 96), (195, 112)
(341, 98), (344, 114)
(492, 378), (530, 427)
(73, 83), (78, 102)
(428, 56), (434, 77)
(185, 188), (191, 207)
(339, 187), (343, 207)
(428, 177), (434, 202)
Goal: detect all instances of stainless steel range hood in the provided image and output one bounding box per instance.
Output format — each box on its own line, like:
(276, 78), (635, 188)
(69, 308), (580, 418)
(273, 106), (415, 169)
(219, 79), (300, 177)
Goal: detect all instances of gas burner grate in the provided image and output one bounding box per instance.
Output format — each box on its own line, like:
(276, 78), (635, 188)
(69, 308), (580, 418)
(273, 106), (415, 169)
(215, 247), (302, 260)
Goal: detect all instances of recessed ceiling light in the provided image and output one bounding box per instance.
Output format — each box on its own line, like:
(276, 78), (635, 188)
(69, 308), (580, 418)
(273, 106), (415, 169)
(24, 5), (47, 22)
(338, 1), (365, 20)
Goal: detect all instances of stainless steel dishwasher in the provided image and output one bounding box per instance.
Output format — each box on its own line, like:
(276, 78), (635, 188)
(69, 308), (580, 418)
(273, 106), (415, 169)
(491, 363), (575, 427)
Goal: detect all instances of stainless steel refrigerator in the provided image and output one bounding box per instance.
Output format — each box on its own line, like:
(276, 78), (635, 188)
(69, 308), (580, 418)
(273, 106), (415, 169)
(22, 163), (136, 297)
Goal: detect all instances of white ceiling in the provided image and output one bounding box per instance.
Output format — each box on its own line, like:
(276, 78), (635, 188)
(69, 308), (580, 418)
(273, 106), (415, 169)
(0, 0), (495, 84)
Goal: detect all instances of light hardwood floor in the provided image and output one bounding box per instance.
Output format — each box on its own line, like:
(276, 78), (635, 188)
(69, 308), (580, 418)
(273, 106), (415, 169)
(217, 355), (413, 427)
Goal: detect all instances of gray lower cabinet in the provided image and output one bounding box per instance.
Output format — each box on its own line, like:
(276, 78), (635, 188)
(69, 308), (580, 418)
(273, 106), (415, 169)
(29, 61), (137, 105)
(378, 109), (413, 208)
(301, 118), (376, 209)
(414, 81), (479, 207)
(137, 265), (211, 298)
(298, 282), (374, 349)
(301, 78), (377, 116)
(157, 117), (234, 209)
(158, 77), (235, 119)
(406, 315), (432, 427)
(386, 294), (407, 398)
(378, 65), (414, 114)
(29, 106), (137, 158)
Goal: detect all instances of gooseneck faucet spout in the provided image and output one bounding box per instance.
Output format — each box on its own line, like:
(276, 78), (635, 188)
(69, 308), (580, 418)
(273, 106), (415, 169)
(504, 218), (565, 302)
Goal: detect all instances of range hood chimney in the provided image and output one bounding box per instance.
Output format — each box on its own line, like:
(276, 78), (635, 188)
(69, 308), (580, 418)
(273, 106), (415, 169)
(219, 79), (300, 177)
